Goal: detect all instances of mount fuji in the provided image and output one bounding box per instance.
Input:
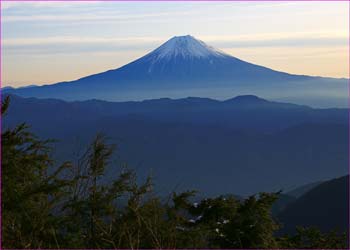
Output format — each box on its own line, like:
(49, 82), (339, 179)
(4, 35), (347, 107)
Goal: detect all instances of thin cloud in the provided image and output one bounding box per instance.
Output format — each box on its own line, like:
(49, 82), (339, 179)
(1, 1), (100, 10)
(4, 32), (347, 49)
(3, 36), (165, 46)
(2, 10), (194, 22)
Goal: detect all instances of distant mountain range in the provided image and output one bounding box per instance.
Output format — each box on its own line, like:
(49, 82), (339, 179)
(4, 94), (348, 196)
(3, 35), (348, 108)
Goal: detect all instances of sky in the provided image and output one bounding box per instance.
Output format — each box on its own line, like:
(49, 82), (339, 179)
(2, 1), (349, 87)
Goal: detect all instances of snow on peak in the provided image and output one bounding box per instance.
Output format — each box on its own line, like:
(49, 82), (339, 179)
(150, 35), (228, 60)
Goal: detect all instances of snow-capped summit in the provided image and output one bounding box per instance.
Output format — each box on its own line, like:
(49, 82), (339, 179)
(140, 35), (234, 73)
(147, 35), (228, 61)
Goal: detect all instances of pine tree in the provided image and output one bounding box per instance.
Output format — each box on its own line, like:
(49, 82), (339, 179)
(2, 96), (71, 248)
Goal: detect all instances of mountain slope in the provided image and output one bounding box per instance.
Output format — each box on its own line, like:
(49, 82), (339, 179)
(277, 175), (349, 234)
(4, 35), (347, 107)
(286, 181), (323, 198)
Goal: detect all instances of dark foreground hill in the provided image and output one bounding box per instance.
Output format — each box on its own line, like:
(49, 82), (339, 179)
(3, 94), (348, 196)
(286, 180), (323, 198)
(277, 175), (349, 235)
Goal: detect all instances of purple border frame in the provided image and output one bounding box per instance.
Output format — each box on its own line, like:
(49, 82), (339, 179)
(0, 0), (349, 249)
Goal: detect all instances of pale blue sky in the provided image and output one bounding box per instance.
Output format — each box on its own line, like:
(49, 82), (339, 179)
(2, 1), (349, 87)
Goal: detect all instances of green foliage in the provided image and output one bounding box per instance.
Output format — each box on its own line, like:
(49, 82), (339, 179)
(183, 193), (280, 248)
(278, 226), (348, 248)
(205, 193), (279, 248)
(2, 96), (348, 249)
(2, 98), (72, 248)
